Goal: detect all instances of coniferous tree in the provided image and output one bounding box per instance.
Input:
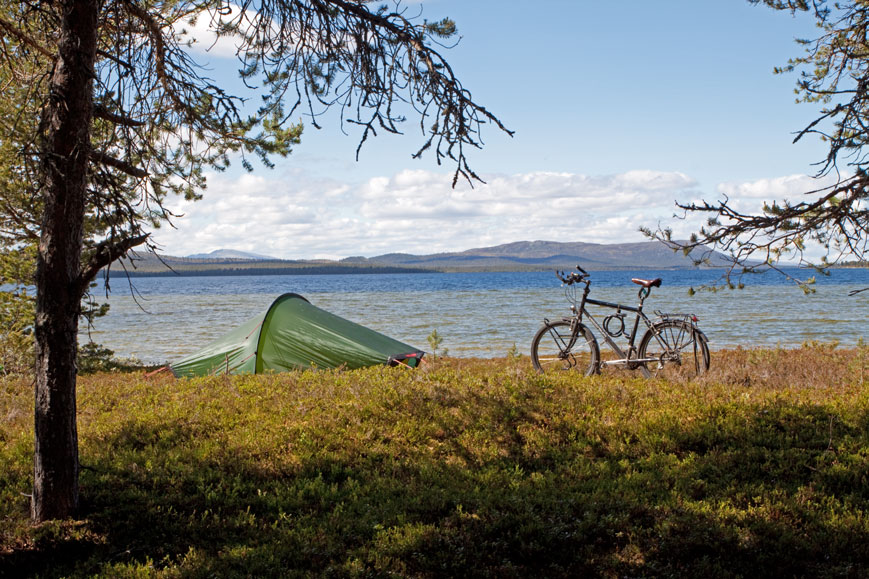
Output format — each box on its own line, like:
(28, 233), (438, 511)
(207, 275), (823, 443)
(0, 0), (509, 521)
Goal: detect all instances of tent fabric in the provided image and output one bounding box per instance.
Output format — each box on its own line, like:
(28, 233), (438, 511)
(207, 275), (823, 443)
(170, 293), (424, 377)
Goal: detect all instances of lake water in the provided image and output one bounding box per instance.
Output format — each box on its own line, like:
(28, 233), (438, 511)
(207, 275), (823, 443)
(84, 268), (869, 364)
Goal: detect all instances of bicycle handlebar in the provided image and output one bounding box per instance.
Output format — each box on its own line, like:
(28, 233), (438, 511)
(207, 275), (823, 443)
(556, 265), (589, 285)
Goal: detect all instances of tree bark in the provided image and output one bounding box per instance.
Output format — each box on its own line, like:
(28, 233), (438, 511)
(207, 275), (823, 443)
(32, 0), (98, 522)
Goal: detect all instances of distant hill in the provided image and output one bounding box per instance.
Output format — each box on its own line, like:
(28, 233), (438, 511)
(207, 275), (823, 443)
(185, 249), (275, 260)
(105, 252), (429, 277)
(341, 240), (729, 271)
(105, 240), (728, 277)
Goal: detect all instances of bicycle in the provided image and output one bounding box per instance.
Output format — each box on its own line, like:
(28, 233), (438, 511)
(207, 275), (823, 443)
(531, 265), (710, 379)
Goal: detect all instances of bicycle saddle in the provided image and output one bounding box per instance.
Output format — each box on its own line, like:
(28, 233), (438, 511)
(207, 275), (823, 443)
(631, 278), (662, 288)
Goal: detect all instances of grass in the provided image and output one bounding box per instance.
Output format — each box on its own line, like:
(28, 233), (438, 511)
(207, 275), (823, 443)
(1, 344), (868, 577)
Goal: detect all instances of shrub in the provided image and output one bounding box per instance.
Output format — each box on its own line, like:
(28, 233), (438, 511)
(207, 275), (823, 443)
(1, 348), (867, 577)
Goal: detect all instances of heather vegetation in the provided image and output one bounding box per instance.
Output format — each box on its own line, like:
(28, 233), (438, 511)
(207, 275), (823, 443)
(1, 344), (868, 577)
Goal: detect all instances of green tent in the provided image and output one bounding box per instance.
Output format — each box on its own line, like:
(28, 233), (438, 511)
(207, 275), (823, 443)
(170, 293), (424, 377)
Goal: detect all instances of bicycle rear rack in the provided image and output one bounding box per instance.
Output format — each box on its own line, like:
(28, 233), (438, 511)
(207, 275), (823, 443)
(654, 311), (698, 325)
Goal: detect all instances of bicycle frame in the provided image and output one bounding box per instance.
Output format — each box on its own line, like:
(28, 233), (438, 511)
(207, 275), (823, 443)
(569, 280), (657, 377)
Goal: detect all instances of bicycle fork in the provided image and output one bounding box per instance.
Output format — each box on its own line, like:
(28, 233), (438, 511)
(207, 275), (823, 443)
(543, 318), (583, 369)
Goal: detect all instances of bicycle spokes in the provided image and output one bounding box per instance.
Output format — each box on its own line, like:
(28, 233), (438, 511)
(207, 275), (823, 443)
(531, 320), (599, 375)
(639, 320), (710, 379)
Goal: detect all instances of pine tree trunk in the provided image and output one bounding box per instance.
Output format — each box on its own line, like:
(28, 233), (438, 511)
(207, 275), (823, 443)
(32, 0), (98, 523)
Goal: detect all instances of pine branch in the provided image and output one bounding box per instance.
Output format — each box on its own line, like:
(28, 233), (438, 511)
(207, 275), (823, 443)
(78, 233), (149, 293)
(93, 104), (146, 127)
(89, 150), (149, 178)
(0, 14), (51, 58)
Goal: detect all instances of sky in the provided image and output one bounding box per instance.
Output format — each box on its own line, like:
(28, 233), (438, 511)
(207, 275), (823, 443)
(151, 1), (832, 260)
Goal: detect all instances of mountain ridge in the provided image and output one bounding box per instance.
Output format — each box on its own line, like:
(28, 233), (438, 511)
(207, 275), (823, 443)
(340, 240), (725, 270)
(109, 240), (726, 277)
(185, 249), (275, 260)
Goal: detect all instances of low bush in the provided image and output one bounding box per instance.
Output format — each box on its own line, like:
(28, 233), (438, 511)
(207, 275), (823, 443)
(76, 341), (148, 375)
(1, 345), (867, 577)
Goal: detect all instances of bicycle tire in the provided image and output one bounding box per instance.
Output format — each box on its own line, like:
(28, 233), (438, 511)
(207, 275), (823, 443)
(531, 320), (599, 375)
(637, 320), (710, 379)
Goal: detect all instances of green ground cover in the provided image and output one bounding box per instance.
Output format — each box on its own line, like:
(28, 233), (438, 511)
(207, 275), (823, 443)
(1, 345), (868, 577)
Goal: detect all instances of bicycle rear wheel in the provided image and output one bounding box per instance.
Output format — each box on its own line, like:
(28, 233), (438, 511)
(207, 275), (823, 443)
(638, 320), (710, 380)
(531, 320), (599, 375)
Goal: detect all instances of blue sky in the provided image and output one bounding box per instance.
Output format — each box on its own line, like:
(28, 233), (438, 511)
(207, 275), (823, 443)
(153, 1), (831, 259)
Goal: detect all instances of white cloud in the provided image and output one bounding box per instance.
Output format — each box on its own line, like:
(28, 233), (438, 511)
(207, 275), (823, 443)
(715, 173), (838, 213)
(151, 167), (825, 260)
(177, 6), (249, 59)
(177, 3), (362, 67)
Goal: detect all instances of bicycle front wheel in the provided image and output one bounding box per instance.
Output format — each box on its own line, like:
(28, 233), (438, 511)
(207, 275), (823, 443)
(531, 320), (599, 376)
(638, 320), (710, 380)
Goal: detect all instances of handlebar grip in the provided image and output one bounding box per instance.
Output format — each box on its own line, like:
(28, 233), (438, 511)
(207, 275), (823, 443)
(576, 265), (588, 275)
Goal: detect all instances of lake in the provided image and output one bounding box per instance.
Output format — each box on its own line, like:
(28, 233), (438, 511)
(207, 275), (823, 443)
(84, 268), (869, 364)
